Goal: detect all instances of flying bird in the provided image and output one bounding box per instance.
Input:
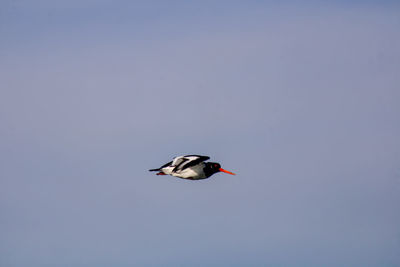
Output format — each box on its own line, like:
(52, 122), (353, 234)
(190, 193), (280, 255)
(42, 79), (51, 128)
(149, 155), (235, 180)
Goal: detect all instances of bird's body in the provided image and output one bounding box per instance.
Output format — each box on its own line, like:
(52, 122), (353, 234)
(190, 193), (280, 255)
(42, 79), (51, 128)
(149, 155), (235, 180)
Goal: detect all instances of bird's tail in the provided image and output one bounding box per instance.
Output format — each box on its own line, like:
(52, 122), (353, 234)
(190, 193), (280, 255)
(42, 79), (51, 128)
(149, 168), (160, 172)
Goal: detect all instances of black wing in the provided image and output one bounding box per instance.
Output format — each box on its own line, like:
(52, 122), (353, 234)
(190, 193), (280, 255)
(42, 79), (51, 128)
(149, 160), (173, 171)
(173, 155), (210, 172)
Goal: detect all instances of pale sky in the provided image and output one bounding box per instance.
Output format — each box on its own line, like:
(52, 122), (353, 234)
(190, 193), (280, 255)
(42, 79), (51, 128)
(1, 1), (400, 266)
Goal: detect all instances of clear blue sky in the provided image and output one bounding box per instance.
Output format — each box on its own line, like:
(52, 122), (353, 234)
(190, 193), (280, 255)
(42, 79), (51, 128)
(1, 1), (400, 266)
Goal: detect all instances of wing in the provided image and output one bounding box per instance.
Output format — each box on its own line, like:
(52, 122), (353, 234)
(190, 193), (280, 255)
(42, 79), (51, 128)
(172, 155), (210, 172)
(171, 156), (188, 167)
(149, 160), (173, 171)
(160, 160), (173, 168)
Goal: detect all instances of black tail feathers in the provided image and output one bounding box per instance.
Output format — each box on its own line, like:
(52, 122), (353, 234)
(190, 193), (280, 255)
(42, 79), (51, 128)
(149, 168), (160, 172)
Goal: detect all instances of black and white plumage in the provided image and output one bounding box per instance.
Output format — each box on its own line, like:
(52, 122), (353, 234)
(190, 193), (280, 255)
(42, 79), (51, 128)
(149, 155), (235, 180)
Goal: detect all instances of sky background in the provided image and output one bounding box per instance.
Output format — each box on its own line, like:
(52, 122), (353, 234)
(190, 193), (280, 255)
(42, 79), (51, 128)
(1, 0), (400, 266)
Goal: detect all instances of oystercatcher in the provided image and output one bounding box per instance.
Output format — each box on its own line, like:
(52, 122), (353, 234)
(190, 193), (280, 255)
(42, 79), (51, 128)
(149, 155), (235, 180)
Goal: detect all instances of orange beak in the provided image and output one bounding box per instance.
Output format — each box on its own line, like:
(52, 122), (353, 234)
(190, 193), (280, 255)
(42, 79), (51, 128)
(219, 168), (236, 175)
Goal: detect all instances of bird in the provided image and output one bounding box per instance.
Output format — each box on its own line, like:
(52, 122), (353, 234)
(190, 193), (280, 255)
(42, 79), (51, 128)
(149, 155), (235, 180)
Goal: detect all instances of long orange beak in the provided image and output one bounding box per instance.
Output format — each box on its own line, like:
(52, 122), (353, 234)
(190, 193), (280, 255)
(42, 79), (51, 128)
(219, 168), (236, 175)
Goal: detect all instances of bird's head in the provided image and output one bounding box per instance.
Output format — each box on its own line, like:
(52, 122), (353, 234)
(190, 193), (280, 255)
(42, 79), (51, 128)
(206, 162), (236, 176)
